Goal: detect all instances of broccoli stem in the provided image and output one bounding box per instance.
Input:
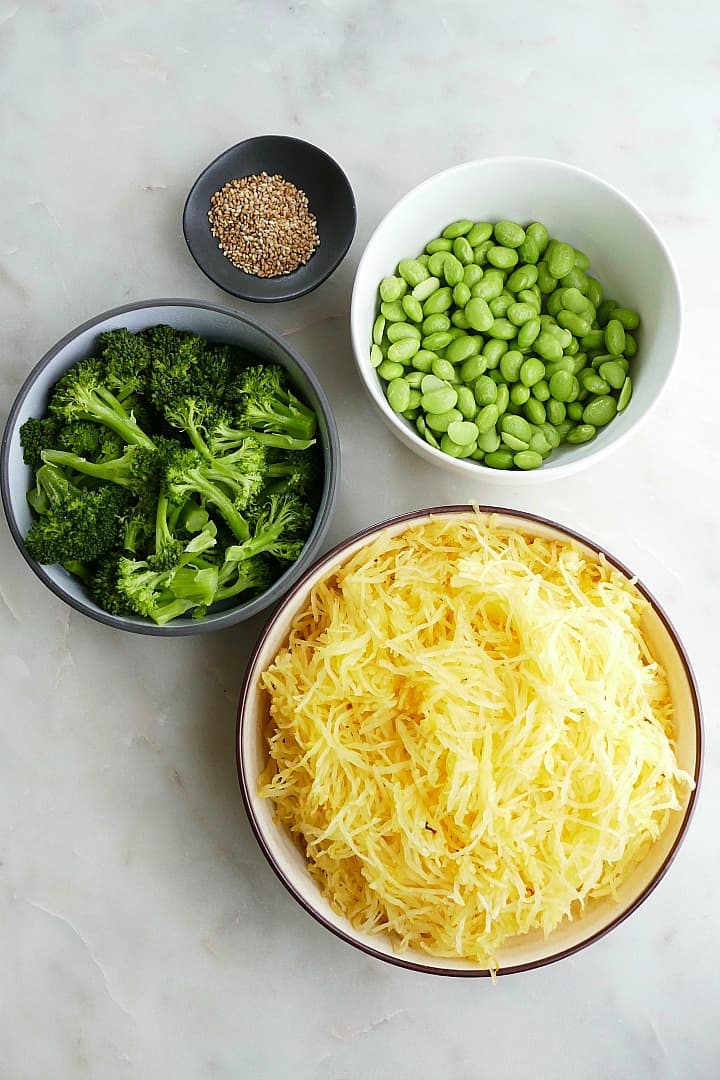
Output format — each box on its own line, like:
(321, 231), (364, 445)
(77, 388), (155, 449)
(41, 448), (136, 487)
(184, 472), (250, 543)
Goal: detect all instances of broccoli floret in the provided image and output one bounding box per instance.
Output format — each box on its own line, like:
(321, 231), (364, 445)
(89, 554), (132, 616)
(161, 397), (221, 458)
(231, 364), (317, 442)
(162, 446), (251, 543)
(209, 417), (315, 455)
(19, 417), (61, 468)
(267, 447), (322, 497)
(214, 553), (275, 604)
(146, 492), (185, 571)
(49, 358), (155, 450)
(200, 437), (268, 509)
(97, 328), (152, 401)
(144, 326), (205, 407)
(25, 464), (128, 564)
(116, 548), (219, 626)
(223, 491), (312, 565)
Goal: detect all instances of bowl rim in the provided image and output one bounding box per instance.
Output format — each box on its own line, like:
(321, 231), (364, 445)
(236, 503), (703, 977)
(350, 155), (684, 482)
(0, 297), (341, 636)
(183, 134), (358, 303)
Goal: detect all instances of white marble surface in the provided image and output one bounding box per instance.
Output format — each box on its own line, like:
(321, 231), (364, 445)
(1, 2), (718, 1076)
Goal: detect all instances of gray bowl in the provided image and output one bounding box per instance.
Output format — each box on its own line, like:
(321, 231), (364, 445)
(0, 299), (340, 635)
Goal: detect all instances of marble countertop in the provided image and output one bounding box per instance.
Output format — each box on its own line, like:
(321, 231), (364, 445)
(1, 2), (718, 1077)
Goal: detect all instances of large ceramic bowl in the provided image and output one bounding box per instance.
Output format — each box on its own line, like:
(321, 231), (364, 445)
(238, 506), (702, 976)
(0, 299), (340, 636)
(350, 158), (682, 482)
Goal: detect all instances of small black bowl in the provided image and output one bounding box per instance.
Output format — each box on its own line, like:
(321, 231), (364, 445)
(183, 135), (356, 303)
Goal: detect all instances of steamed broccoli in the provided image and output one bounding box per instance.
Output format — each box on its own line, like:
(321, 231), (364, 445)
(267, 447), (322, 496)
(98, 328), (152, 401)
(41, 443), (163, 493)
(20, 417), (61, 469)
(25, 464), (128, 564)
(49, 358), (155, 450)
(223, 491), (313, 565)
(231, 364), (317, 442)
(161, 445), (251, 543)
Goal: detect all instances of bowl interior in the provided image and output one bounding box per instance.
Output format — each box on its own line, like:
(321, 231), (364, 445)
(239, 507), (701, 975)
(1, 300), (339, 636)
(184, 136), (357, 302)
(350, 158), (681, 481)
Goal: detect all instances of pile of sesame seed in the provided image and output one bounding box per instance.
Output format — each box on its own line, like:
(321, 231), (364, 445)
(208, 172), (321, 278)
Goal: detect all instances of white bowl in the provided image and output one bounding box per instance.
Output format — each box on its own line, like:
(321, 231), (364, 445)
(237, 506), (702, 977)
(350, 158), (682, 482)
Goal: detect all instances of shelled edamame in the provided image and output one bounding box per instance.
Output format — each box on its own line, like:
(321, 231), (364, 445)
(371, 219), (640, 470)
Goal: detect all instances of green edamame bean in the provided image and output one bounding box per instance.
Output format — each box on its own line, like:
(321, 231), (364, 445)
(426, 237), (453, 254)
(387, 323), (420, 345)
(466, 222), (493, 246)
(501, 414), (533, 443)
(545, 398), (566, 425)
(536, 261), (557, 294)
(583, 395), (617, 427)
(476, 427), (501, 453)
(426, 407), (462, 433)
(404, 370), (425, 389)
(381, 300), (406, 322)
(545, 356), (575, 377)
(581, 330), (605, 350)
(421, 373), (447, 392)
(549, 369), (576, 401)
(398, 258), (429, 287)
(452, 283), (471, 308)
(387, 337), (420, 363)
(402, 407), (419, 421)
(529, 431), (552, 456)
(373, 315), (386, 345)
(580, 369), (610, 395)
(517, 317), (541, 350)
(547, 241), (575, 279)
(510, 383), (531, 405)
(448, 327), (464, 342)
(545, 291), (565, 318)
(605, 319), (626, 356)
(423, 287), (453, 315)
(473, 240), (493, 265)
(561, 268), (589, 293)
(423, 331), (454, 351)
(557, 310), (591, 337)
(495, 383), (510, 415)
(507, 302), (536, 326)
(443, 253), (464, 287)
(386, 378), (411, 412)
(571, 351), (587, 373)
(540, 422), (561, 449)
(532, 378), (550, 401)
(518, 234), (540, 264)
(527, 222), (550, 254)
(440, 433), (476, 458)
(475, 403), (500, 434)
(487, 245), (519, 269)
(494, 220), (526, 248)
(412, 276), (441, 302)
(483, 339), (508, 368)
(487, 318), (517, 340)
(471, 271), (505, 302)
(421, 423), (441, 449)
(566, 423), (597, 445)
(473, 374), (497, 405)
(421, 385), (458, 414)
(590, 352), (614, 369)
(462, 264), (483, 288)
(417, 254), (430, 267)
(489, 293), (513, 317)
(535, 332), (563, 362)
(448, 419), (480, 445)
(514, 450), (543, 470)
(465, 297), (494, 332)
(370, 343), (383, 368)
(484, 449), (515, 470)
(617, 376), (633, 411)
(506, 264), (539, 292)
(453, 236), (474, 265)
(456, 385), (478, 420)
(499, 350), (523, 382)
(597, 299), (617, 326)
(624, 333), (637, 358)
(598, 360), (626, 390)
(443, 219), (474, 239)
(411, 350), (436, 372)
(520, 357), (545, 387)
(379, 276), (405, 302)
(377, 359), (405, 380)
(585, 277), (603, 308)
(567, 402), (584, 421)
(455, 356), (485, 384)
(422, 313), (451, 335)
(501, 431), (529, 451)
(451, 309), (471, 330)
(612, 307), (640, 330)
(573, 249), (590, 271)
(428, 251), (449, 277)
(517, 288), (541, 310)
(560, 287), (590, 316)
(555, 419), (573, 442)
(444, 334), (479, 364)
(432, 357), (457, 382)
